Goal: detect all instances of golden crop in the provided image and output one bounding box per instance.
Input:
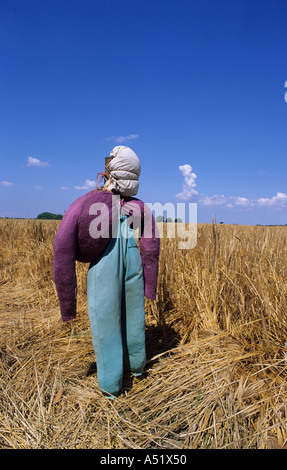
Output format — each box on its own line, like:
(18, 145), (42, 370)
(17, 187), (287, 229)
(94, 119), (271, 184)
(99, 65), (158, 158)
(1, 218), (287, 448)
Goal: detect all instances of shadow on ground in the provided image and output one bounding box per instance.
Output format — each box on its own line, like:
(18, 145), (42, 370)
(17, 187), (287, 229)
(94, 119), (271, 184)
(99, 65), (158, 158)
(86, 322), (180, 394)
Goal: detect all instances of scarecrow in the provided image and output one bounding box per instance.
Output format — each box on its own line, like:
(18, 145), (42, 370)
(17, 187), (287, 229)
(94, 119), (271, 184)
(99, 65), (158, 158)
(53, 146), (160, 397)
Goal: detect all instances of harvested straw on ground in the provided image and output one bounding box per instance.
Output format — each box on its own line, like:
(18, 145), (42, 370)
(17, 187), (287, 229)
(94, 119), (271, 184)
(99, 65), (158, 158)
(1, 219), (287, 448)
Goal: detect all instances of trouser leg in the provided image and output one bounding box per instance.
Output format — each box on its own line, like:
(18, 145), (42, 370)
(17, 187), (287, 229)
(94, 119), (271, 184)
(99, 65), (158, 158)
(121, 226), (146, 375)
(87, 237), (123, 397)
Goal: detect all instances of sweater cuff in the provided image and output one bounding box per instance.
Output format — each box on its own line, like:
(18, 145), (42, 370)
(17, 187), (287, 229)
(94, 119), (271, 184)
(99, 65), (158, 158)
(59, 299), (77, 322)
(144, 285), (157, 300)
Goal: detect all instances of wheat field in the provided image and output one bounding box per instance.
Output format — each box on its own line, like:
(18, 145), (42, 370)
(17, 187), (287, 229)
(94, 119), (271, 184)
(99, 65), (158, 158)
(1, 218), (287, 449)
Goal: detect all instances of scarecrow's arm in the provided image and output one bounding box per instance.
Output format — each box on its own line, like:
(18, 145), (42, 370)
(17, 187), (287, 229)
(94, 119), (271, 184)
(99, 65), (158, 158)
(139, 205), (160, 300)
(53, 198), (82, 322)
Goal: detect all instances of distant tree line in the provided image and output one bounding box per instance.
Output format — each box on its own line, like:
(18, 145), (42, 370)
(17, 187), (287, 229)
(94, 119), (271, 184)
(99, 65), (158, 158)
(36, 212), (63, 220)
(155, 216), (183, 223)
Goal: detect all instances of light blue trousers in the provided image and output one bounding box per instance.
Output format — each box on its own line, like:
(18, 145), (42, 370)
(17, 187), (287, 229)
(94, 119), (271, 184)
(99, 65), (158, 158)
(87, 215), (146, 397)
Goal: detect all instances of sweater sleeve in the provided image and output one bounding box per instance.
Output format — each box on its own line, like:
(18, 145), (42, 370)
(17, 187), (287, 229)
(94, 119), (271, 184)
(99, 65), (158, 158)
(53, 197), (83, 322)
(139, 204), (160, 300)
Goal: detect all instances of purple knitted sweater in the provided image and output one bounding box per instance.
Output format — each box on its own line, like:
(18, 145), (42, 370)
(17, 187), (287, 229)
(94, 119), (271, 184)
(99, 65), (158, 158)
(53, 190), (160, 322)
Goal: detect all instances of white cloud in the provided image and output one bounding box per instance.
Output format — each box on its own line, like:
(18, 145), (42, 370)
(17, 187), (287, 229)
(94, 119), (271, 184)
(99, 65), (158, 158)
(231, 196), (253, 207)
(176, 164), (198, 201)
(107, 134), (139, 144)
(34, 185), (42, 190)
(27, 156), (49, 167)
(235, 197), (251, 206)
(61, 186), (69, 191)
(199, 194), (227, 206)
(229, 193), (287, 209)
(175, 164), (287, 212)
(199, 192), (287, 210)
(256, 192), (287, 208)
(75, 179), (96, 190)
(1, 180), (13, 186)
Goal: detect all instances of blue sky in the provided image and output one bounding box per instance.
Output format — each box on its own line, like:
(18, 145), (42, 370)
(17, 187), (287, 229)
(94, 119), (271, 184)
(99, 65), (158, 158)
(1, 0), (287, 224)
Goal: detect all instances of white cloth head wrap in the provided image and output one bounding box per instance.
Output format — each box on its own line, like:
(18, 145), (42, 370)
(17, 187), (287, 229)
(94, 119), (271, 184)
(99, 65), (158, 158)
(104, 146), (141, 197)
